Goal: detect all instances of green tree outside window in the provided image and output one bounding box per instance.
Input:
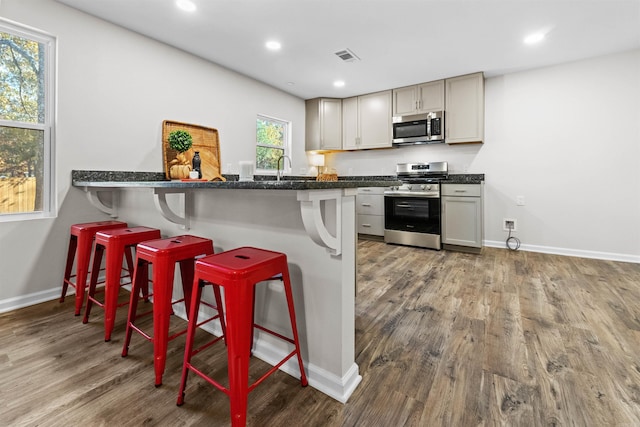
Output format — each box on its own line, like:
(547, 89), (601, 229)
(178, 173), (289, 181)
(256, 115), (289, 171)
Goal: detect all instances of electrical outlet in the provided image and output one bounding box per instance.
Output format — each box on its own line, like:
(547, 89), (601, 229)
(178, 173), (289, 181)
(503, 218), (517, 231)
(516, 196), (525, 206)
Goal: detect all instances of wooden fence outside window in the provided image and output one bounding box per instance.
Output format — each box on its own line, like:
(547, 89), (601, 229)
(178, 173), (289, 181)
(0, 177), (37, 214)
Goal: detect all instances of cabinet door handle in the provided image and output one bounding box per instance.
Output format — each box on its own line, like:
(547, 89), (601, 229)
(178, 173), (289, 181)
(362, 224), (371, 227)
(361, 203), (372, 207)
(454, 190), (467, 193)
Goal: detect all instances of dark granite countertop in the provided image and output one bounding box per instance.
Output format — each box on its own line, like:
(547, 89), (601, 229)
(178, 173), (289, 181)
(442, 174), (485, 184)
(71, 170), (400, 190)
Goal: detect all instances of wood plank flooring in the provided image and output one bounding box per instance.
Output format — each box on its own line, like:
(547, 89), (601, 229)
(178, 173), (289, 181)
(2, 241), (640, 426)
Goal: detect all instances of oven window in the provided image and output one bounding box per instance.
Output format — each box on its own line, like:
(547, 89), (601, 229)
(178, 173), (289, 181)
(385, 196), (440, 234)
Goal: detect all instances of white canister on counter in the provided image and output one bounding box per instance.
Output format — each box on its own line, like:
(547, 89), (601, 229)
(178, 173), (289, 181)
(239, 161), (254, 182)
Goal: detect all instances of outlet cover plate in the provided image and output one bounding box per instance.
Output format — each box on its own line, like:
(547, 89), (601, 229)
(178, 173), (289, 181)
(503, 218), (517, 231)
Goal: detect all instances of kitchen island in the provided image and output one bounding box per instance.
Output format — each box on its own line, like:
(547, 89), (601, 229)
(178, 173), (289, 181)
(72, 170), (398, 403)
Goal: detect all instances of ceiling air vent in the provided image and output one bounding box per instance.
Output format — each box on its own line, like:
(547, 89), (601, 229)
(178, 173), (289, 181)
(334, 48), (360, 62)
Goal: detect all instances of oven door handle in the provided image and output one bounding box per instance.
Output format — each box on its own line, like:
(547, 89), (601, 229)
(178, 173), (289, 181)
(384, 193), (439, 198)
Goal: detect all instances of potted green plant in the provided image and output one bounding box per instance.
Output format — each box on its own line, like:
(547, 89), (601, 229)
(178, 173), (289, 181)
(168, 130), (193, 179)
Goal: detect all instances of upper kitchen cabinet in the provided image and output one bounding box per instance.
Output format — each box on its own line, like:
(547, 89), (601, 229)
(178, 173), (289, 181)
(445, 72), (485, 144)
(392, 80), (445, 116)
(343, 90), (392, 150)
(305, 98), (342, 151)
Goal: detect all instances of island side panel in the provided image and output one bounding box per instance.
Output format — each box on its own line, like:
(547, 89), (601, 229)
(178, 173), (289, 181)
(113, 187), (359, 402)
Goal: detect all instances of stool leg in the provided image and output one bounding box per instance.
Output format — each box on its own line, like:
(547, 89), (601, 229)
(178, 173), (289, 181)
(213, 285), (226, 340)
(281, 264), (308, 387)
(177, 277), (205, 406)
(178, 258), (195, 319)
(103, 242), (126, 342)
(128, 246), (149, 302)
(225, 282), (253, 427)
(60, 235), (77, 303)
(153, 260), (176, 387)
(73, 235), (94, 315)
(83, 243), (105, 324)
(122, 257), (147, 357)
(124, 245), (135, 283)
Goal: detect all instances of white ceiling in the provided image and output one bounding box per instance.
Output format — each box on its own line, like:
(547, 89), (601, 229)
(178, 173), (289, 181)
(56, 0), (640, 100)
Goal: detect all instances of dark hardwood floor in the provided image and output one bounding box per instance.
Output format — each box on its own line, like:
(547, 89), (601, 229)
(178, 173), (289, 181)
(2, 240), (640, 426)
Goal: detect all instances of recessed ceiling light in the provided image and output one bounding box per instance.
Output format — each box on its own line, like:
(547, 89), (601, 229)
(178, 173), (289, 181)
(333, 80), (345, 88)
(286, 82), (295, 86)
(176, 0), (196, 12)
(266, 41), (282, 51)
(524, 32), (546, 45)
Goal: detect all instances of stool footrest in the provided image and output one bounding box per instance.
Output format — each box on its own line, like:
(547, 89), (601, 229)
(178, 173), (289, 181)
(249, 349), (300, 393)
(187, 364), (230, 395)
(190, 334), (225, 357)
(253, 324), (295, 346)
(128, 323), (152, 341)
(129, 297), (189, 342)
(63, 275), (106, 289)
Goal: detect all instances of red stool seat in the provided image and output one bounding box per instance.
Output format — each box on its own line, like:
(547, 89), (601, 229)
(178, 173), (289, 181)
(176, 246), (308, 427)
(61, 220), (128, 315)
(121, 235), (218, 387)
(83, 226), (162, 341)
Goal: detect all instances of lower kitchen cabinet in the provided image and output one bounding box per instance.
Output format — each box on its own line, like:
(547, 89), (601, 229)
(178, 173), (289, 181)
(357, 187), (385, 236)
(441, 183), (483, 252)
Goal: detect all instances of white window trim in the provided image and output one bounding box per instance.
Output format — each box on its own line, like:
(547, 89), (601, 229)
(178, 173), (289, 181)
(0, 18), (56, 222)
(255, 113), (291, 175)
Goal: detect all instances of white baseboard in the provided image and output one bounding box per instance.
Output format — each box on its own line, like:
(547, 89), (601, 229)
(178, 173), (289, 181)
(252, 339), (362, 404)
(0, 287), (63, 314)
(483, 239), (640, 263)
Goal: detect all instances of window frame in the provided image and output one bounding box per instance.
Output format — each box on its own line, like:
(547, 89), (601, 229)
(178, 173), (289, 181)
(0, 18), (56, 222)
(255, 114), (291, 175)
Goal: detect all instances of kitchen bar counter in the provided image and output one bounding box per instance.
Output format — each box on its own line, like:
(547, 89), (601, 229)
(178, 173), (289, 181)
(71, 170), (399, 190)
(71, 170), (398, 404)
(71, 170), (483, 186)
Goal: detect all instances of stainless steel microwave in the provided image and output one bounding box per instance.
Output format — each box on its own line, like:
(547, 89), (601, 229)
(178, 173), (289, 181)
(392, 111), (444, 146)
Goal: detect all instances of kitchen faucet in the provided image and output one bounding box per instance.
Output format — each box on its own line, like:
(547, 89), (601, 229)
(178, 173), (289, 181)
(277, 155), (291, 181)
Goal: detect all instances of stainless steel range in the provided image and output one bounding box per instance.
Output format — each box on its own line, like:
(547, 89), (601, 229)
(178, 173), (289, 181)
(384, 161), (448, 250)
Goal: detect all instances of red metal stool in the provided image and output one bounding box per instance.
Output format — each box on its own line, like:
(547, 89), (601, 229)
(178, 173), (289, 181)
(121, 235), (217, 387)
(83, 226), (162, 341)
(60, 220), (129, 315)
(176, 246), (308, 427)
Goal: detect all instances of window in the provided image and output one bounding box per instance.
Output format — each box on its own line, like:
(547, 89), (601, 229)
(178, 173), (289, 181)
(256, 114), (290, 172)
(0, 19), (56, 220)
